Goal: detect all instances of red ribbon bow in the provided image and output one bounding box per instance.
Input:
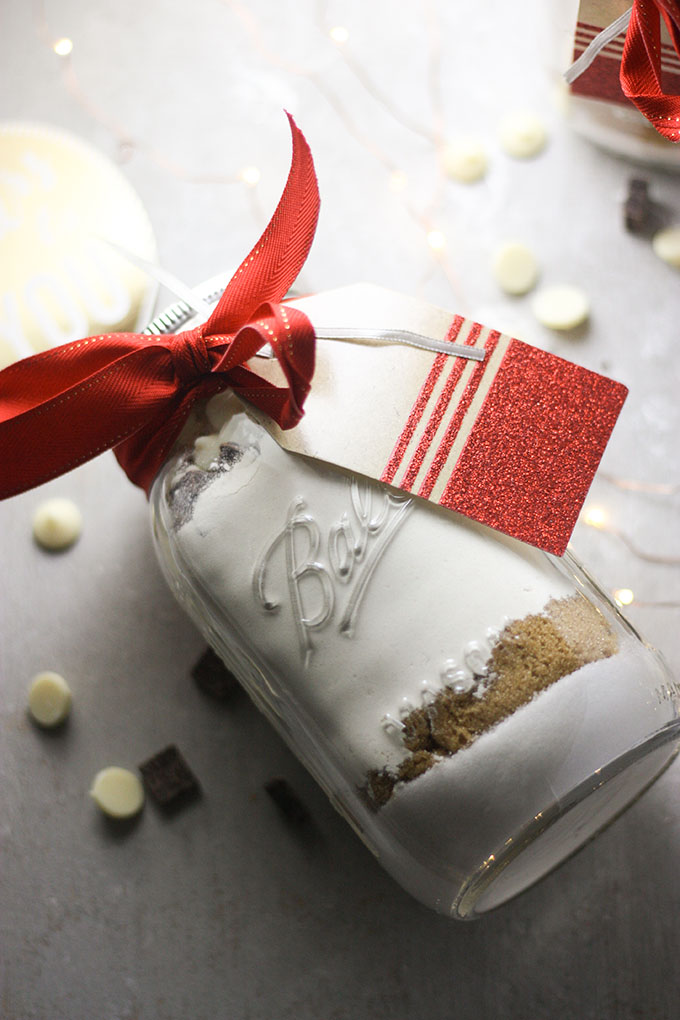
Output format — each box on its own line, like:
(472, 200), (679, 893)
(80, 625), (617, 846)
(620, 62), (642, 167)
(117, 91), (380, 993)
(621, 0), (680, 138)
(0, 113), (319, 498)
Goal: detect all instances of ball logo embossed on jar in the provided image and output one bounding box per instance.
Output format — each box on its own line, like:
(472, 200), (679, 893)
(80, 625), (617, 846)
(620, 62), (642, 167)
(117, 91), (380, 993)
(254, 478), (412, 663)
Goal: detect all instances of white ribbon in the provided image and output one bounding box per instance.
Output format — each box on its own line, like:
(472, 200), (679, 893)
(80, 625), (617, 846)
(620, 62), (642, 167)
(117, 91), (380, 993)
(108, 239), (486, 363)
(313, 326), (486, 362)
(564, 7), (633, 85)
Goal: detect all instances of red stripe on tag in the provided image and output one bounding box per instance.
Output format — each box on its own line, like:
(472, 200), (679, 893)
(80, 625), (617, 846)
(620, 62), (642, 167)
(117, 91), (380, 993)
(397, 321), (482, 491)
(576, 20), (680, 61)
(572, 17), (680, 106)
(381, 353), (446, 484)
(575, 31), (680, 70)
(418, 330), (500, 499)
(381, 314), (464, 484)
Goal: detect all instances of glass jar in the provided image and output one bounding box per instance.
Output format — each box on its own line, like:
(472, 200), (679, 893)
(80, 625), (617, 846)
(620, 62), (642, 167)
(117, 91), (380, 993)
(551, 0), (680, 170)
(148, 290), (680, 918)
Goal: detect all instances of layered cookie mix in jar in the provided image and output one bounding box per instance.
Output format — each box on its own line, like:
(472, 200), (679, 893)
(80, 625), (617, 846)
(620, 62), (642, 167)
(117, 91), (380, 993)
(2, 117), (679, 918)
(149, 281), (680, 918)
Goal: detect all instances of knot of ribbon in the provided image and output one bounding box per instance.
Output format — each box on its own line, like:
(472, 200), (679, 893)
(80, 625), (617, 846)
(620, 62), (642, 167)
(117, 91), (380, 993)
(0, 112), (320, 499)
(170, 326), (212, 386)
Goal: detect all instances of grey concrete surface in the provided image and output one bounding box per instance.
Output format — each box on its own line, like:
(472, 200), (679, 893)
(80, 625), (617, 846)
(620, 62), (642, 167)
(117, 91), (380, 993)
(1, 2), (680, 1017)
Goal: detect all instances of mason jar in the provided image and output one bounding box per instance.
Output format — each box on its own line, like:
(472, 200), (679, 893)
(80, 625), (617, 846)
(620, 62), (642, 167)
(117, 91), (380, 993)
(148, 286), (680, 918)
(551, 0), (680, 170)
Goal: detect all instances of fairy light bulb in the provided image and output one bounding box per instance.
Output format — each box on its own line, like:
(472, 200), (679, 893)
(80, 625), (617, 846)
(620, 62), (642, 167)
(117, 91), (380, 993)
(427, 229), (446, 251)
(583, 506), (607, 528)
(614, 588), (635, 606)
(240, 165), (261, 187)
(53, 37), (73, 56)
(389, 170), (408, 193)
(330, 26), (350, 44)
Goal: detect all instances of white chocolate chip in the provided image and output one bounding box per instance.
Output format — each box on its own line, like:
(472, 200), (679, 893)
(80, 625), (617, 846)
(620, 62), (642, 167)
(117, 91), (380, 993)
(443, 138), (488, 182)
(531, 285), (590, 330)
(32, 498), (82, 551)
(90, 767), (144, 819)
(193, 434), (222, 471)
(492, 242), (539, 295)
(28, 671), (72, 727)
(205, 390), (238, 431)
(652, 226), (680, 267)
(500, 111), (548, 158)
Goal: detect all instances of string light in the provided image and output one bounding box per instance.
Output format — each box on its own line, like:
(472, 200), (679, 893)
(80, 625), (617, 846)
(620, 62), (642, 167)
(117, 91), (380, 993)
(581, 483), (679, 608)
(35, 0), (466, 302)
(28, 0), (680, 614)
(36, 2), (245, 185)
(388, 170), (408, 193)
(240, 165), (261, 187)
(630, 599), (680, 608)
(52, 37), (73, 56)
(427, 229), (447, 251)
(219, 0), (463, 299)
(329, 26), (349, 44)
(581, 511), (680, 566)
(582, 506), (607, 528)
(600, 472), (679, 495)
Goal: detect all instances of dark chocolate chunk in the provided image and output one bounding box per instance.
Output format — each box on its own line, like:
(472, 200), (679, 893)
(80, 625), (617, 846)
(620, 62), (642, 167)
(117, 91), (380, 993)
(628, 177), (649, 195)
(217, 443), (245, 470)
(625, 199), (648, 233)
(363, 768), (396, 809)
(264, 778), (310, 825)
(167, 466), (212, 528)
(624, 177), (652, 233)
(167, 444), (248, 528)
(139, 745), (201, 807)
(191, 647), (240, 700)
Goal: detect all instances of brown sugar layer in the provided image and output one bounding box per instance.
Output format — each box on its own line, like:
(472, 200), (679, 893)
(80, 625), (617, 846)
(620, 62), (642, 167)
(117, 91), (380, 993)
(365, 595), (618, 808)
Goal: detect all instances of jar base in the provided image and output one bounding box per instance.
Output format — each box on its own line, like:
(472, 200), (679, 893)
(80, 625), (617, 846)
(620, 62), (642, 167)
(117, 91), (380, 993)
(453, 721), (680, 918)
(567, 94), (680, 171)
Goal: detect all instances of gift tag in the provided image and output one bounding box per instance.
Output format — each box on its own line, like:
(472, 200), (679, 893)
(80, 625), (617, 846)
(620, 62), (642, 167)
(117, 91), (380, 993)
(249, 285), (628, 557)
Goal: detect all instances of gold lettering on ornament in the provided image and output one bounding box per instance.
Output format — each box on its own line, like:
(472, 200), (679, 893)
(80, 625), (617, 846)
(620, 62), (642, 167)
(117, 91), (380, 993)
(0, 149), (133, 357)
(254, 479), (412, 665)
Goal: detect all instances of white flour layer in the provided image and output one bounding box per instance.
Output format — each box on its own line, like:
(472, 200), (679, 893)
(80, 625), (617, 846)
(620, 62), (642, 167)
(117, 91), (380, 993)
(379, 640), (671, 898)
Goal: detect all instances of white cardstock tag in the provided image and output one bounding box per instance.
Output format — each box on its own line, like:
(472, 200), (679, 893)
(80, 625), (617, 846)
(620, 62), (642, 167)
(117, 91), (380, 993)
(244, 284), (627, 556)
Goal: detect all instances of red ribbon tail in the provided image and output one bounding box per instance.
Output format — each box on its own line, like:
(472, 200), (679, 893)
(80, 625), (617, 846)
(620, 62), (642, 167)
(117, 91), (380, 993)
(206, 113), (320, 333)
(0, 113), (320, 499)
(0, 340), (176, 499)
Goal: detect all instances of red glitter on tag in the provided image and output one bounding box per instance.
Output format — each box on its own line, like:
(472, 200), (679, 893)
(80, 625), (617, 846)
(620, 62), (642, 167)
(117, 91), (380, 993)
(382, 335), (628, 555)
(439, 340), (628, 555)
